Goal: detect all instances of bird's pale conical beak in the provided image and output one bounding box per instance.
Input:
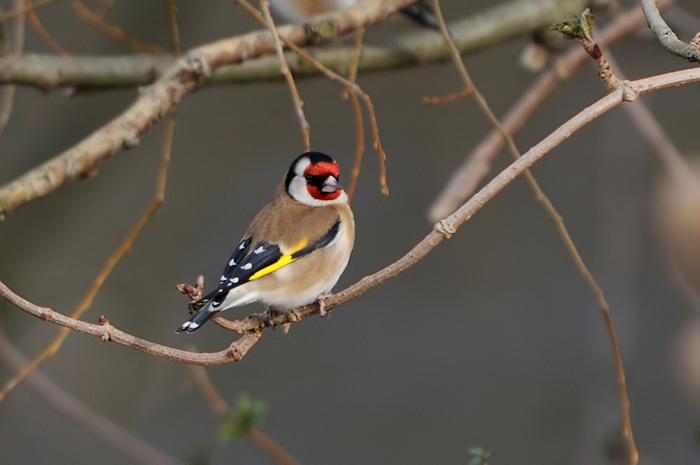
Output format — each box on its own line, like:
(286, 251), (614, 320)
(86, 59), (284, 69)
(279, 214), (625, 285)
(321, 176), (342, 193)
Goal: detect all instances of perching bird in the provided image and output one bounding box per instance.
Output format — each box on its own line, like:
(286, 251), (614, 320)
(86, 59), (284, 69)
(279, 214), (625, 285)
(177, 152), (355, 333)
(268, 0), (438, 30)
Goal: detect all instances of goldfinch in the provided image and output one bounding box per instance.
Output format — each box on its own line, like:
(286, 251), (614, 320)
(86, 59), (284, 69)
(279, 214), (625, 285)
(177, 152), (355, 333)
(268, 0), (438, 30)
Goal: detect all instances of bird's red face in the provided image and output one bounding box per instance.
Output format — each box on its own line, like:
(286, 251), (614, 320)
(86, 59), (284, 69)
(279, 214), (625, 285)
(286, 152), (348, 207)
(304, 160), (342, 202)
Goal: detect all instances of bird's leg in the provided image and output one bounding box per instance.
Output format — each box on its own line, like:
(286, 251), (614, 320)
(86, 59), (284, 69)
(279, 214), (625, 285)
(262, 306), (284, 327)
(316, 293), (332, 317)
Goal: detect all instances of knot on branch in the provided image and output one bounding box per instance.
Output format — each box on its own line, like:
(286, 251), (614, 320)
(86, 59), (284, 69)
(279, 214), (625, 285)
(434, 219), (457, 239)
(620, 80), (639, 102)
(121, 127), (141, 149)
(98, 314), (114, 342)
(305, 20), (338, 44)
(688, 34), (700, 63)
(178, 53), (212, 84)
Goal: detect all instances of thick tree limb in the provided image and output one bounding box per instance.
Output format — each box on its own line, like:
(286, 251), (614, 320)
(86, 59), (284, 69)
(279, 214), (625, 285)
(0, 0), (595, 89)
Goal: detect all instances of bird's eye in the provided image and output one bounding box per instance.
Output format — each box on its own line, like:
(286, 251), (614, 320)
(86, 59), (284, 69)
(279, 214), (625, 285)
(305, 174), (315, 183)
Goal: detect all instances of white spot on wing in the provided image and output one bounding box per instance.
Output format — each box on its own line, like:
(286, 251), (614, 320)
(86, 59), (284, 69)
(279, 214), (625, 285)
(238, 242), (246, 250)
(254, 246), (264, 254)
(242, 263), (252, 270)
(220, 275), (226, 282)
(228, 258), (236, 266)
(230, 277), (239, 284)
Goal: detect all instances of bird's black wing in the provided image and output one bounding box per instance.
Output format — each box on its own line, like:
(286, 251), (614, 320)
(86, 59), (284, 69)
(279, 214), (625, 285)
(198, 218), (341, 308)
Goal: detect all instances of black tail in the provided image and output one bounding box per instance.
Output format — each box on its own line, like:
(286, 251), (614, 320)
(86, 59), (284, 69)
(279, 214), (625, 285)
(176, 303), (217, 333)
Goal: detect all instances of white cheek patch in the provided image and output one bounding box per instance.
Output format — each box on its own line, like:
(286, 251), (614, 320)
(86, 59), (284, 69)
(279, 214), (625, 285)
(295, 158), (311, 176)
(287, 175), (311, 203)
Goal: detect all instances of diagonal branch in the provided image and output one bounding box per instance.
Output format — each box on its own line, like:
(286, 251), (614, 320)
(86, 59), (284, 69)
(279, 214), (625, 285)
(428, 0), (675, 222)
(2, 67), (697, 364)
(430, 4), (637, 460)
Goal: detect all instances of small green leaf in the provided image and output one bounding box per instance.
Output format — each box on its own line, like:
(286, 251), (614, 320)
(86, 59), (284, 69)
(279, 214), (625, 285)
(468, 446), (494, 465)
(218, 394), (268, 442)
(552, 8), (596, 46)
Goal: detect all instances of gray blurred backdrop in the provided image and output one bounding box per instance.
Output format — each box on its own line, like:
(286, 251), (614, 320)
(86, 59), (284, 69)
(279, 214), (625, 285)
(1, 1), (700, 464)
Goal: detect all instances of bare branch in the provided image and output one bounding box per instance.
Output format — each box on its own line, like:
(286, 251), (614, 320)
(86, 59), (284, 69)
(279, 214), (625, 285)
(641, 0), (700, 62)
(0, 65), (697, 362)
(0, 280), (263, 365)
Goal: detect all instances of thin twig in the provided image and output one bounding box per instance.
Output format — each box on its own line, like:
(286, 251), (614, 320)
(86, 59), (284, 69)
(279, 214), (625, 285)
(344, 28), (366, 201)
(72, 1), (165, 54)
(2, 68), (697, 364)
(166, 0), (180, 58)
(284, 37), (390, 194)
(422, 87), (472, 104)
(257, 0), (310, 151)
(237, 0), (389, 193)
(431, 1), (637, 462)
(641, 0), (699, 62)
(0, 0), (58, 20)
(0, 114), (177, 401)
(0, 326), (177, 465)
(25, 0), (68, 55)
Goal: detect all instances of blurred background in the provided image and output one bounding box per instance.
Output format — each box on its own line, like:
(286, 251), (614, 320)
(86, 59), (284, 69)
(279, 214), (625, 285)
(0, 0), (699, 463)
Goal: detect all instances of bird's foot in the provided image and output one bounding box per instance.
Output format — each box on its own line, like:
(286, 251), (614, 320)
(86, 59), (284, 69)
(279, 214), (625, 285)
(317, 293), (332, 318)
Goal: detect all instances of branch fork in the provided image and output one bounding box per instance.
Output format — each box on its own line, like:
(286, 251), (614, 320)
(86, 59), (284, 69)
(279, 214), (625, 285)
(553, 8), (640, 100)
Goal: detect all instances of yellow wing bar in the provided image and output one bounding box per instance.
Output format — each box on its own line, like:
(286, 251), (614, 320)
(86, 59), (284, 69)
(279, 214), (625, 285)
(248, 238), (308, 281)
